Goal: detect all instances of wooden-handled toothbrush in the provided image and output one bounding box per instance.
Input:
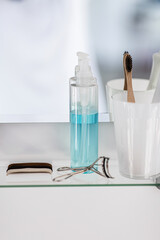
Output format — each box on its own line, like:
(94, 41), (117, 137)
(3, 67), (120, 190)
(123, 52), (135, 103)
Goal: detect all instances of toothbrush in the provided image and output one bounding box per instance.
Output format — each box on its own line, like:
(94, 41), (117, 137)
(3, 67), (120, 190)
(123, 52), (135, 103)
(123, 51), (128, 90)
(147, 51), (160, 90)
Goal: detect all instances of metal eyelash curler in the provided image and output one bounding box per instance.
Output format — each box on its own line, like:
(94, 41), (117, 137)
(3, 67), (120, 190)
(52, 156), (114, 182)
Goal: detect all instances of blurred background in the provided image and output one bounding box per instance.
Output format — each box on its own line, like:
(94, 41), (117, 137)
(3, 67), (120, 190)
(90, 0), (160, 81)
(0, 0), (160, 119)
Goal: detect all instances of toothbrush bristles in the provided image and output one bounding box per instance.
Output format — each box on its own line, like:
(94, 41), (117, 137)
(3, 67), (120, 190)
(126, 55), (132, 72)
(124, 51), (128, 55)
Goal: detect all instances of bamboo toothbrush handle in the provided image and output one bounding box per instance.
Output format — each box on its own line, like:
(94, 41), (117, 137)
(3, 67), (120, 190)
(124, 72), (127, 90)
(127, 71), (135, 103)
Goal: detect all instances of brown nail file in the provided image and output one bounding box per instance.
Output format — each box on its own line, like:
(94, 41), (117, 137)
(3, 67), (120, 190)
(6, 162), (53, 175)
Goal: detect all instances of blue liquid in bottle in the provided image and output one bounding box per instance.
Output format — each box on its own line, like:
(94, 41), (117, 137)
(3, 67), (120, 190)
(70, 111), (98, 171)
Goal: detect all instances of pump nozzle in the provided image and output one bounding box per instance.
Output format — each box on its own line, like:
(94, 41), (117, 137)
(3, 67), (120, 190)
(74, 52), (88, 77)
(76, 52), (96, 86)
(77, 52), (89, 62)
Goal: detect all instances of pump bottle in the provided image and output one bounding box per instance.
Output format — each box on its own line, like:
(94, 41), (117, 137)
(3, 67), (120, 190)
(70, 52), (98, 169)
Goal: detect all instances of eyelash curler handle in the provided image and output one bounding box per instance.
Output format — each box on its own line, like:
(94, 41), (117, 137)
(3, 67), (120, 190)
(52, 169), (86, 182)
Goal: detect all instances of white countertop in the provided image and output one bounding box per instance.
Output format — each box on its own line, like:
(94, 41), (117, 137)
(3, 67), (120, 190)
(0, 122), (160, 240)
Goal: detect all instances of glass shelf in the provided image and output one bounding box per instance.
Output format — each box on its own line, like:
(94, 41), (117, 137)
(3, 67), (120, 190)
(0, 159), (159, 188)
(0, 113), (109, 123)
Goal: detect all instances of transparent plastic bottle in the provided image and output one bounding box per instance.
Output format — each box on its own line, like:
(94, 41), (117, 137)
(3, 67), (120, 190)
(70, 52), (98, 169)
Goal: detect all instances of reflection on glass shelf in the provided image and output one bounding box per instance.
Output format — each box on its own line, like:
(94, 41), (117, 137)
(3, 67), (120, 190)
(0, 113), (109, 123)
(0, 159), (159, 188)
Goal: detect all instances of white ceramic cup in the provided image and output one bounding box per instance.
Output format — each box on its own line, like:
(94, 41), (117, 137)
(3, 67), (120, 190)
(113, 90), (160, 179)
(106, 78), (152, 121)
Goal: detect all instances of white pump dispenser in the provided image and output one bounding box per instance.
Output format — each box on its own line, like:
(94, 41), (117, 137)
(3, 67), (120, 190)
(76, 52), (96, 86)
